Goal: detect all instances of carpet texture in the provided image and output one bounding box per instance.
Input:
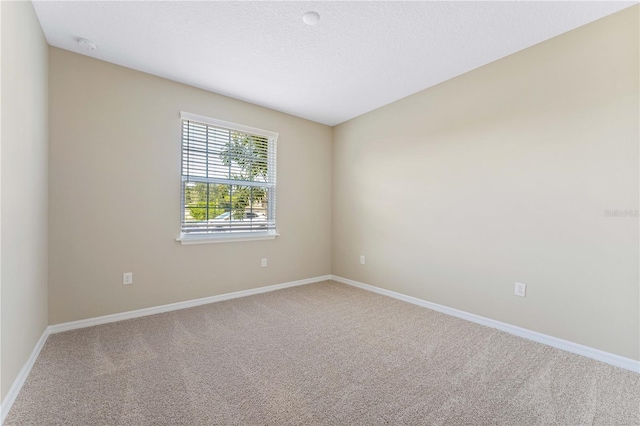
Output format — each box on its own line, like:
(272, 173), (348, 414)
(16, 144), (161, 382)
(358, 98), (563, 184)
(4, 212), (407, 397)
(5, 281), (640, 425)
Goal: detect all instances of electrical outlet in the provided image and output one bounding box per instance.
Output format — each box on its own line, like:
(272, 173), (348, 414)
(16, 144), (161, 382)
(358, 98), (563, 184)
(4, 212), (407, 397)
(514, 282), (526, 297)
(360, 255), (365, 265)
(261, 258), (267, 268)
(123, 272), (133, 285)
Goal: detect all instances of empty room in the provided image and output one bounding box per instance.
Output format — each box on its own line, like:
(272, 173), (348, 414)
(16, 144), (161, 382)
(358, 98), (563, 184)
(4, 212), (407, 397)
(1, 1), (639, 424)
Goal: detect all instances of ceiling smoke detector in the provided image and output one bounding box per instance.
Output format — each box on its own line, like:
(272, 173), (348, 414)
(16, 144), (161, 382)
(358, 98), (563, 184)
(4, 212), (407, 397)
(78, 38), (97, 51)
(303, 11), (320, 26)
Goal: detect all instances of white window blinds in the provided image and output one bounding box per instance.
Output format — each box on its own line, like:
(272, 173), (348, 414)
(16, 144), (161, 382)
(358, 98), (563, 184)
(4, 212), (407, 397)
(180, 112), (277, 239)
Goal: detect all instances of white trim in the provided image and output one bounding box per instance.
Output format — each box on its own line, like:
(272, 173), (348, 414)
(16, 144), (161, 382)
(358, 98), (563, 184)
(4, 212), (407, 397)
(4, 274), (634, 424)
(179, 111), (279, 242)
(48, 275), (331, 334)
(1, 275), (330, 424)
(332, 275), (640, 374)
(180, 111), (279, 139)
(177, 232), (279, 245)
(182, 174), (275, 188)
(1, 329), (50, 425)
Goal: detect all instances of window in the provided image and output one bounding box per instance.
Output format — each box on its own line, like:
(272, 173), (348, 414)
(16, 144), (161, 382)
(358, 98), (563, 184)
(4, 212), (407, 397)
(179, 112), (278, 243)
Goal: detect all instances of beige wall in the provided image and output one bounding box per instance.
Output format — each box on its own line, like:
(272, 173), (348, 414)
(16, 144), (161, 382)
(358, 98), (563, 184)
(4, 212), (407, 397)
(48, 48), (332, 325)
(1, 1), (49, 401)
(333, 7), (639, 360)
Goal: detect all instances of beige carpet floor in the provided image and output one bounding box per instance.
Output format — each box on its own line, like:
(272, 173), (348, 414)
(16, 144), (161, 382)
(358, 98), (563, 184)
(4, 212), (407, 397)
(5, 281), (640, 425)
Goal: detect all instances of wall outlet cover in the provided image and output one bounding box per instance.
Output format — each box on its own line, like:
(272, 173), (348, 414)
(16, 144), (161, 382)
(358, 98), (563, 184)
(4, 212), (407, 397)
(123, 272), (133, 285)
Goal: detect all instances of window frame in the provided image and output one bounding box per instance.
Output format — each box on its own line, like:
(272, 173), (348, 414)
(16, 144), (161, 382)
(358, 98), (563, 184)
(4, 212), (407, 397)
(177, 112), (279, 245)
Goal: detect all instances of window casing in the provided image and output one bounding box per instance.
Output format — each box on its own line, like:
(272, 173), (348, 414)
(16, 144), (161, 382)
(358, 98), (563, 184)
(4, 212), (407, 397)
(179, 112), (278, 243)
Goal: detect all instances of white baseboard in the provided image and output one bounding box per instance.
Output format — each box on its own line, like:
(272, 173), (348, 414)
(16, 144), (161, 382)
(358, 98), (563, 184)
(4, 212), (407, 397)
(332, 275), (640, 374)
(48, 275), (332, 334)
(2, 273), (635, 424)
(1, 274), (331, 424)
(0, 328), (50, 425)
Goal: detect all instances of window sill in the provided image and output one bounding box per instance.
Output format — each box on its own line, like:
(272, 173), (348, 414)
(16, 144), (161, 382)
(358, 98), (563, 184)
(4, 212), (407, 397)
(176, 232), (279, 245)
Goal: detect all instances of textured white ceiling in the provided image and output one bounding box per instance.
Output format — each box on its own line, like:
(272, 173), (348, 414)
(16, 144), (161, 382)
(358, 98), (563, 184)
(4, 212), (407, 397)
(33, 1), (635, 126)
